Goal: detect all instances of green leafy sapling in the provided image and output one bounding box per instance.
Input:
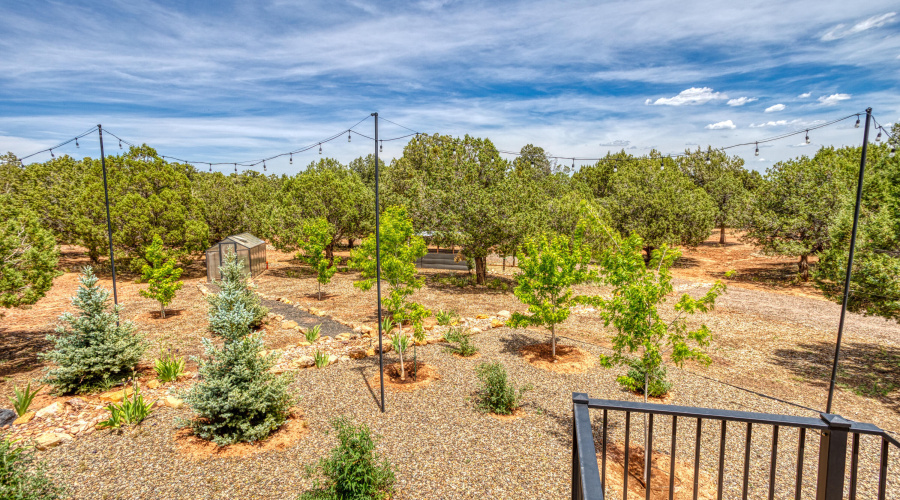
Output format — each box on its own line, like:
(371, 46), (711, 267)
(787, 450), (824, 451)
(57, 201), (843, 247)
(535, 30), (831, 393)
(351, 206), (430, 380)
(138, 234), (184, 319)
(507, 217), (595, 358)
(298, 217), (338, 300)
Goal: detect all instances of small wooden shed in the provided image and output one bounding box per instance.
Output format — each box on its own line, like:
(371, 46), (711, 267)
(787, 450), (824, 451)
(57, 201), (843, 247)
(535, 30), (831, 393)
(205, 233), (267, 282)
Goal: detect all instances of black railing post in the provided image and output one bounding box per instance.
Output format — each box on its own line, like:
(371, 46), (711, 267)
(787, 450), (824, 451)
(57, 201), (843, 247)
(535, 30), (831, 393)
(817, 414), (852, 500)
(572, 393), (604, 500)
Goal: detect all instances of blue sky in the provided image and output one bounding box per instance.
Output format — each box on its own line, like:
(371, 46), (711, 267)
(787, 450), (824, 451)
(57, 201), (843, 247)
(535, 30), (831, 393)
(1, 0), (898, 174)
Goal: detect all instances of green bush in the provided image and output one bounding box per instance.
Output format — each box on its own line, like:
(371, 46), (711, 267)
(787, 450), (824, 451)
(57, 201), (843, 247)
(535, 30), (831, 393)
(474, 361), (531, 415)
(41, 267), (146, 394)
(616, 359), (672, 398)
(207, 252), (268, 341)
(435, 309), (459, 326)
(0, 438), (65, 500)
(444, 328), (478, 357)
(97, 381), (154, 429)
(300, 416), (395, 500)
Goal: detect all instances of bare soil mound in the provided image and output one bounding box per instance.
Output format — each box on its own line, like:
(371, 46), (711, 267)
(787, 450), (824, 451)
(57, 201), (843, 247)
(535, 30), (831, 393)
(602, 442), (717, 499)
(520, 343), (594, 374)
(369, 361), (439, 392)
(174, 410), (308, 460)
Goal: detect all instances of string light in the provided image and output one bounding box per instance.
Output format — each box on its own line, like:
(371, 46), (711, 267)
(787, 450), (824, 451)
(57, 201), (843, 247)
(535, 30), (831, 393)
(890, 147), (896, 158)
(805, 131), (810, 145)
(855, 115), (861, 128)
(380, 141), (383, 153)
(75, 138), (79, 148)
(208, 163), (212, 172)
(289, 153), (293, 165)
(234, 163), (237, 173)
(348, 131), (351, 143)
(319, 143), (322, 154)
(875, 127), (882, 142)
(263, 160), (267, 172)
(705, 154), (711, 165)
(754, 142), (759, 157)
(50, 149), (54, 158)
(118, 139), (122, 149)
(572, 158), (575, 169)
(660, 158), (664, 170)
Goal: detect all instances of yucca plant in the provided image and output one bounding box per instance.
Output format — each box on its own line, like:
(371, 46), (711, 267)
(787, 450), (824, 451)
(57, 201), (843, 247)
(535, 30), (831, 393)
(314, 350), (329, 369)
(305, 324), (322, 344)
(97, 380), (154, 429)
(8, 382), (42, 417)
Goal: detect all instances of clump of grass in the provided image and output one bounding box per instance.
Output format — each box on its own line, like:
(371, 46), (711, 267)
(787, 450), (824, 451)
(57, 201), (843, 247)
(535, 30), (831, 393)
(97, 381), (154, 429)
(435, 309), (459, 326)
(444, 327), (478, 357)
(314, 350), (329, 369)
(305, 324), (322, 344)
(8, 382), (42, 417)
(474, 361), (531, 415)
(300, 416), (395, 500)
(154, 350), (185, 383)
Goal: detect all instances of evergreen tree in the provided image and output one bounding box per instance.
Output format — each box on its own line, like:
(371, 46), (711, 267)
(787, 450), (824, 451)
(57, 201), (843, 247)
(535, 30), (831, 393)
(298, 217), (337, 300)
(42, 267), (146, 394)
(138, 234), (184, 319)
(207, 251), (268, 341)
(0, 196), (60, 308)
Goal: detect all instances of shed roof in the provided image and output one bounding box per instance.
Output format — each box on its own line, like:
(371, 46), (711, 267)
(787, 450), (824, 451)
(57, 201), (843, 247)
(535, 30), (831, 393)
(207, 233), (266, 251)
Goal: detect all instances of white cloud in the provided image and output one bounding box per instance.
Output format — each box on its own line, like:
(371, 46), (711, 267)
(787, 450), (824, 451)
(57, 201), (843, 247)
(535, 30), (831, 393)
(705, 120), (736, 130)
(599, 140), (631, 147)
(818, 93), (851, 105)
(798, 92), (811, 98)
(822, 12), (896, 41)
(765, 104), (786, 113)
(750, 120), (788, 128)
(649, 87), (726, 106)
(727, 97), (756, 106)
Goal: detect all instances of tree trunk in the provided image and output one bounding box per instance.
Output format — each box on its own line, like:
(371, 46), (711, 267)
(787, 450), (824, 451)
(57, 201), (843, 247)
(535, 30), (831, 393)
(325, 241), (335, 266)
(318, 282), (321, 301)
(799, 254), (810, 281)
(502, 257), (506, 271)
(643, 246), (655, 264)
(719, 224), (726, 245)
(160, 302), (166, 319)
(347, 238), (354, 250)
(398, 325), (406, 381)
(551, 323), (556, 359)
(474, 256), (488, 285)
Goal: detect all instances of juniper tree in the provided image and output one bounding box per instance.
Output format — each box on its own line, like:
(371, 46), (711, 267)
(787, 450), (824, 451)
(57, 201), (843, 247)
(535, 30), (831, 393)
(0, 196), (60, 308)
(138, 234), (183, 319)
(298, 217), (337, 300)
(207, 251), (267, 341)
(42, 267), (146, 394)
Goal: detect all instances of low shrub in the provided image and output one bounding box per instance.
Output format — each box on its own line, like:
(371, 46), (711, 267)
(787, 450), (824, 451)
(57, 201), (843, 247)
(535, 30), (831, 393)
(435, 309), (459, 326)
(0, 438), (65, 499)
(300, 416), (395, 500)
(444, 328), (478, 357)
(443, 326), (465, 344)
(474, 361), (531, 415)
(8, 382), (42, 417)
(98, 381), (154, 429)
(617, 359), (672, 398)
(154, 350), (185, 383)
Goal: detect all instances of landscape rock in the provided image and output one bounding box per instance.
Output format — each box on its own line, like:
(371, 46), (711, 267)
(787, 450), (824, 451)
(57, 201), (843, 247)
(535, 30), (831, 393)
(147, 379), (160, 389)
(476, 314), (489, 319)
(13, 412), (35, 425)
(35, 432), (72, 450)
(360, 325), (374, 335)
(281, 320), (299, 329)
(348, 348), (368, 359)
(35, 402), (61, 419)
(165, 396), (184, 409)
(339, 356), (351, 363)
(100, 387), (134, 403)
(335, 332), (352, 341)
(497, 310), (511, 319)
(327, 354), (338, 366)
(0, 409), (16, 427)
(296, 340), (311, 347)
(491, 319), (505, 328)
(66, 397), (87, 410)
(471, 327), (482, 334)
(291, 356), (315, 368)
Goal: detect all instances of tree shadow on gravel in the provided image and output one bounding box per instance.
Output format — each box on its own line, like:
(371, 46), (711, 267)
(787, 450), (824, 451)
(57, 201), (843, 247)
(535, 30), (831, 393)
(0, 326), (53, 378)
(496, 331), (545, 357)
(773, 340), (900, 414)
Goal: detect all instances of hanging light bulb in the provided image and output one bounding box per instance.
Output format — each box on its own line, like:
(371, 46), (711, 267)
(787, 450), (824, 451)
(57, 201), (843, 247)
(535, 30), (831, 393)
(855, 115), (861, 128)
(660, 158), (665, 170)
(234, 163), (237, 173)
(613, 166), (617, 173)
(754, 142), (759, 157)
(263, 160), (267, 172)
(289, 153), (293, 165)
(319, 143), (322, 154)
(805, 131), (810, 145)
(75, 138), (80, 148)
(50, 149), (55, 158)
(705, 154), (711, 165)
(875, 128), (882, 142)
(208, 164), (212, 172)
(890, 147), (896, 158)
(348, 131), (351, 143)
(380, 141), (383, 153)
(118, 139), (122, 149)
(531, 160), (535, 169)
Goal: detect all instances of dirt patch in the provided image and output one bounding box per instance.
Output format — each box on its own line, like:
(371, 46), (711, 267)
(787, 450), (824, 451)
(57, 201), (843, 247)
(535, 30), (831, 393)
(601, 442), (717, 500)
(174, 410), (309, 460)
(520, 343), (595, 374)
(487, 407), (525, 421)
(369, 361), (439, 392)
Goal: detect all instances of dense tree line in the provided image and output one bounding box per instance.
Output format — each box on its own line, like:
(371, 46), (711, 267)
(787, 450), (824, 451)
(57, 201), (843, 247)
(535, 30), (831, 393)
(2, 133), (897, 322)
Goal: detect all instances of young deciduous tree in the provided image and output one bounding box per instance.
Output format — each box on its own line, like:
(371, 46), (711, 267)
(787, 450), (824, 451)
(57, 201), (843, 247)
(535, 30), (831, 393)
(138, 234), (184, 319)
(507, 218), (595, 358)
(0, 196), (60, 308)
(42, 267), (146, 394)
(350, 206), (429, 380)
(298, 217), (337, 300)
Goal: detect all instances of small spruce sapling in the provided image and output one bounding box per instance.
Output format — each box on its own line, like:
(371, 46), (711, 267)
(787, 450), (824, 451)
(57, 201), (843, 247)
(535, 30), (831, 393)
(207, 251), (268, 341)
(138, 234), (184, 319)
(350, 206), (430, 380)
(298, 217), (337, 300)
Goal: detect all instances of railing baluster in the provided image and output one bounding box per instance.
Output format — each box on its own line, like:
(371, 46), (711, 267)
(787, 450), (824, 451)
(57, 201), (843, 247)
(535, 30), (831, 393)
(669, 415), (678, 500)
(717, 420), (727, 500)
(646, 413), (654, 500)
(795, 427), (805, 500)
(849, 432), (859, 500)
(602, 409), (608, 496)
(694, 418), (702, 500)
(742, 422), (752, 500)
(768, 425), (779, 500)
(625, 411), (631, 499)
(878, 437), (889, 500)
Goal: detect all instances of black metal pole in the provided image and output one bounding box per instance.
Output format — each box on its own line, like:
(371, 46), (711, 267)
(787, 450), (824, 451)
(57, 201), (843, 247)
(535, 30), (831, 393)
(825, 107), (871, 413)
(97, 125), (119, 307)
(373, 112), (385, 413)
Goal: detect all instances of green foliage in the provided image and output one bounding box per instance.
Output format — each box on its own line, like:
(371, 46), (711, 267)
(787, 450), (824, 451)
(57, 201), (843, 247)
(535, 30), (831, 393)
(305, 324), (322, 344)
(138, 234), (184, 319)
(435, 309), (459, 326)
(298, 217), (337, 300)
(0, 196), (60, 308)
(8, 382), (42, 417)
(0, 438), (66, 500)
(444, 326), (465, 343)
(300, 416), (395, 500)
(154, 350), (185, 383)
(617, 359), (672, 398)
(207, 251), (268, 341)
(474, 361), (531, 415)
(678, 148), (753, 244)
(507, 215), (596, 358)
(42, 267), (146, 394)
(97, 381), (154, 429)
(594, 230), (726, 399)
(314, 349), (329, 369)
(446, 330), (478, 357)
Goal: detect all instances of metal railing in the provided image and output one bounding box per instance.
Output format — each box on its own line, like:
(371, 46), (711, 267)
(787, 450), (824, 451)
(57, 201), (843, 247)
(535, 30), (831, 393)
(571, 393), (899, 500)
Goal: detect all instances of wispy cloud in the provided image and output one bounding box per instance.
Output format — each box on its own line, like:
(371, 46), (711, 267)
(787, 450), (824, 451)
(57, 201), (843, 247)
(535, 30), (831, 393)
(765, 104), (786, 113)
(798, 92), (811, 98)
(822, 12), (896, 41)
(647, 87), (726, 106)
(599, 140), (631, 147)
(727, 97), (756, 106)
(705, 120), (736, 130)
(818, 93), (852, 105)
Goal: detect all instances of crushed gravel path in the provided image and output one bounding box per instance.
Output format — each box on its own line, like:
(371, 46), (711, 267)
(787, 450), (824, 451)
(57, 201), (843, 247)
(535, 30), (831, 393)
(261, 298), (349, 339)
(41, 327), (900, 499)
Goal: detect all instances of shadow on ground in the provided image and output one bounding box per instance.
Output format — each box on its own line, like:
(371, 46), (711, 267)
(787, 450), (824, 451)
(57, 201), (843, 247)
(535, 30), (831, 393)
(773, 340), (900, 413)
(0, 326), (54, 379)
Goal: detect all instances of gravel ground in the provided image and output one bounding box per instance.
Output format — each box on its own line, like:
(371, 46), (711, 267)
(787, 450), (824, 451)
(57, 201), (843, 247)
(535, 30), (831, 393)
(261, 298), (349, 339)
(41, 327), (900, 499)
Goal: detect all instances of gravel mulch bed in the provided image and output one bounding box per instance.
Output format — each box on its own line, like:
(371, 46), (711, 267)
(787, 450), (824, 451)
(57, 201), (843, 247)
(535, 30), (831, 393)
(40, 328), (900, 499)
(260, 298), (350, 339)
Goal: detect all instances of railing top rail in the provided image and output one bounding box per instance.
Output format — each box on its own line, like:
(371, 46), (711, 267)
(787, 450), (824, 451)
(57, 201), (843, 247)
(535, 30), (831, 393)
(587, 398), (900, 446)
